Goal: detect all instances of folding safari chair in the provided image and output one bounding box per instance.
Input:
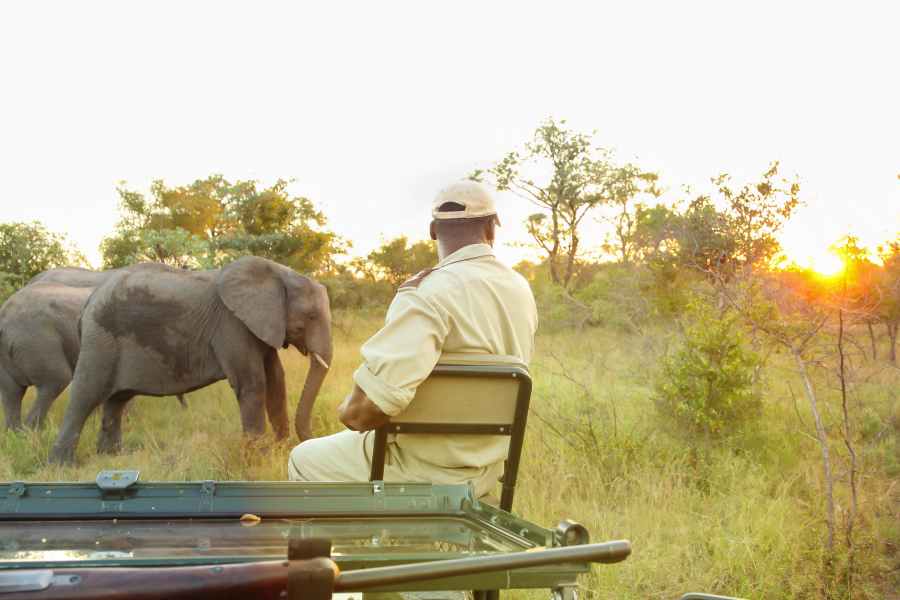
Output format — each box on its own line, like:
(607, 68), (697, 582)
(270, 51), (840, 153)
(369, 353), (532, 512)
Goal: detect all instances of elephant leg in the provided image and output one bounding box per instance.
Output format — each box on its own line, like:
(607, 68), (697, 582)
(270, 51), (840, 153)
(24, 378), (70, 430)
(97, 391), (135, 455)
(50, 375), (110, 465)
(216, 341), (268, 437)
(263, 349), (289, 439)
(0, 370), (26, 431)
(236, 378), (267, 436)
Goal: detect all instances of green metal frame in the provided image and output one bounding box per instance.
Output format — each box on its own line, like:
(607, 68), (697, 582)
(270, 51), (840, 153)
(369, 362), (532, 512)
(0, 480), (586, 592)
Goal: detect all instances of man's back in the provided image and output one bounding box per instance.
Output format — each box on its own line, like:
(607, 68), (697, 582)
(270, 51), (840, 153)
(415, 244), (536, 364)
(354, 243), (537, 479)
(289, 181), (538, 499)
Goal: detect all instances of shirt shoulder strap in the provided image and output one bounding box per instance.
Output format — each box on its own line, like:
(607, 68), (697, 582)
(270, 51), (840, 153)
(398, 268), (436, 290)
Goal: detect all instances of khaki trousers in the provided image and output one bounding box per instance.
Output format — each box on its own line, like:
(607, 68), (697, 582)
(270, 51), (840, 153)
(287, 429), (502, 499)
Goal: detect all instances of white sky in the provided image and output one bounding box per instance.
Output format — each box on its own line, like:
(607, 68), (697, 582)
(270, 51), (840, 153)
(1, 1), (898, 269)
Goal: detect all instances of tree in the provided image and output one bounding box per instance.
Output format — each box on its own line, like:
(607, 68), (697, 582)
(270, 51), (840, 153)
(653, 298), (762, 437)
(101, 176), (344, 272)
(353, 236), (437, 288)
(599, 165), (662, 265)
(472, 118), (656, 288)
(712, 161), (802, 273)
(0, 222), (86, 297)
(830, 236), (881, 360)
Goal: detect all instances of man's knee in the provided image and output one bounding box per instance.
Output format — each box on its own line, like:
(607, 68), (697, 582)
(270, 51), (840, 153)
(287, 430), (371, 482)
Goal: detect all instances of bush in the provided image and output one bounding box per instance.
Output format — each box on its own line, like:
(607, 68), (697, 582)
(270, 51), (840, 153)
(319, 271), (393, 310)
(0, 272), (18, 305)
(653, 300), (762, 437)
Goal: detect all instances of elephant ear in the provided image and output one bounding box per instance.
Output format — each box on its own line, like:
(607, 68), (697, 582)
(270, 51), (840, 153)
(216, 257), (287, 349)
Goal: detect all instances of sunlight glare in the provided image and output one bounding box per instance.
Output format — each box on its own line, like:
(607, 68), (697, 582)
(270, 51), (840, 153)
(811, 251), (845, 277)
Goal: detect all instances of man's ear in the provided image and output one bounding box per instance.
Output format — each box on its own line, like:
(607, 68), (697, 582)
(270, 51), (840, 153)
(429, 220), (437, 241)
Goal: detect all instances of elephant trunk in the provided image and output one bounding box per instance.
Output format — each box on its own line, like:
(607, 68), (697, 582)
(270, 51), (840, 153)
(294, 342), (332, 442)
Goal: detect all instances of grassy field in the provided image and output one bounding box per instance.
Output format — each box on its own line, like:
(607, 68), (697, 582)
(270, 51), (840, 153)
(1, 308), (898, 599)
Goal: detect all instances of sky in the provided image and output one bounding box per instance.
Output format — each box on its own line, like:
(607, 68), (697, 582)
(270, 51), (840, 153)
(1, 1), (898, 269)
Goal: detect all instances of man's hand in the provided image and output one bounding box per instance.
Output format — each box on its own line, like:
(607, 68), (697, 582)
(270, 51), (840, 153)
(338, 385), (390, 432)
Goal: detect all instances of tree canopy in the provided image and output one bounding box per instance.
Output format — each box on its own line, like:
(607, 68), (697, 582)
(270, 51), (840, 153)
(100, 175), (344, 273)
(472, 118), (657, 288)
(351, 236), (437, 288)
(0, 222), (85, 301)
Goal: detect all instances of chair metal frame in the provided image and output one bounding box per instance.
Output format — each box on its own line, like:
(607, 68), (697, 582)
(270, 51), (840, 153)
(369, 361), (532, 512)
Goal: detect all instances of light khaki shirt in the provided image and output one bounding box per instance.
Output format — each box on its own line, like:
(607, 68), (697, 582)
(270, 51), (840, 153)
(353, 243), (538, 476)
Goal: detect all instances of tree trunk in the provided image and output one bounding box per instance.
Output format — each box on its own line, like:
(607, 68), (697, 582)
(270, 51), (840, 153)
(838, 310), (858, 593)
(867, 320), (877, 360)
(888, 321), (898, 365)
(562, 233), (579, 289)
(792, 348), (835, 555)
(547, 254), (561, 285)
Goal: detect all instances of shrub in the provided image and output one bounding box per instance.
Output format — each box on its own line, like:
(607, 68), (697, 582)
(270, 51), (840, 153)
(653, 300), (762, 437)
(0, 272), (18, 305)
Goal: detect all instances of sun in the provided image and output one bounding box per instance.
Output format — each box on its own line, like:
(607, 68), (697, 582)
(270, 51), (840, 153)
(809, 250), (845, 277)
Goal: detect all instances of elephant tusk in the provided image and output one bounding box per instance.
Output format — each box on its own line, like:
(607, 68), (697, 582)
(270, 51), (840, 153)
(313, 353), (330, 370)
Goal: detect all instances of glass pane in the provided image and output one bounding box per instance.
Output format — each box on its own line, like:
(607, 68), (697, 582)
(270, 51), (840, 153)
(0, 517), (523, 563)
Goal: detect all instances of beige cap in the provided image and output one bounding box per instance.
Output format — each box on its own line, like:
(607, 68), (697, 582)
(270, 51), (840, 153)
(431, 181), (500, 223)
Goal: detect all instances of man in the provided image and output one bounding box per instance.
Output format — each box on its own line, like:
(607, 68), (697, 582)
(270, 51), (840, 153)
(288, 181), (538, 497)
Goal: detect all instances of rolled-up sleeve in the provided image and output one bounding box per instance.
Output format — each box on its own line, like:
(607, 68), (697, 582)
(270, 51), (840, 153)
(352, 291), (448, 416)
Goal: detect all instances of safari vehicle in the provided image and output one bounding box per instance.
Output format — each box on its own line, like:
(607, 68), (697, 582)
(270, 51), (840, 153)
(0, 359), (740, 599)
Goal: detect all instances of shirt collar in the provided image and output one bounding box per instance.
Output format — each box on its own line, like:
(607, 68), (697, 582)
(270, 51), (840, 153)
(436, 243), (495, 269)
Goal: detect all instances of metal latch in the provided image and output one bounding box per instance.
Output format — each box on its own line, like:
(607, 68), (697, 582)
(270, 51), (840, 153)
(95, 470), (140, 491)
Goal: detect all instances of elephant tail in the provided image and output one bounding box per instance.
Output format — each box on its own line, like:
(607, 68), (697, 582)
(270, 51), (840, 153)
(177, 394), (188, 409)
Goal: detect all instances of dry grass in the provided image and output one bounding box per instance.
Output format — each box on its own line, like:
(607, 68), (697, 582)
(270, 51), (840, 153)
(1, 308), (897, 599)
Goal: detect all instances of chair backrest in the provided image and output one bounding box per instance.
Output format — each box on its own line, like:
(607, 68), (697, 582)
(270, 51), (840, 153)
(369, 353), (532, 512)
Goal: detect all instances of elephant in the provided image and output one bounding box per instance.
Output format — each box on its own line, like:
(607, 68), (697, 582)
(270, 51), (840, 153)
(49, 256), (332, 464)
(0, 266), (192, 431)
(27, 266), (120, 288)
(0, 282), (92, 430)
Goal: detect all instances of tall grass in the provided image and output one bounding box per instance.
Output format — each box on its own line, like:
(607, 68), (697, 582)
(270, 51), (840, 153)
(1, 309), (897, 598)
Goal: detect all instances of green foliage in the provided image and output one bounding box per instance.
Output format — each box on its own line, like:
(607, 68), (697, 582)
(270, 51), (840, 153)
(711, 161), (802, 273)
(0, 222), (86, 293)
(101, 175), (344, 272)
(517, 258), (694, 332)
(101, 227), (212, 269)
(352, 236), (437, 288)
(317, 265), (393, 310)
(654, 300), (763, 437)
(315, 235), (438, 311)
(0, 272), (19, 305)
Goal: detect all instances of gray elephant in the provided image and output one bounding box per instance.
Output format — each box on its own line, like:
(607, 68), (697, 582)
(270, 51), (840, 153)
(0, 282), (92, 430)
(27, 266), (119, 288)
(49, 256), (332, 464)
(0, 266), (191, 431)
